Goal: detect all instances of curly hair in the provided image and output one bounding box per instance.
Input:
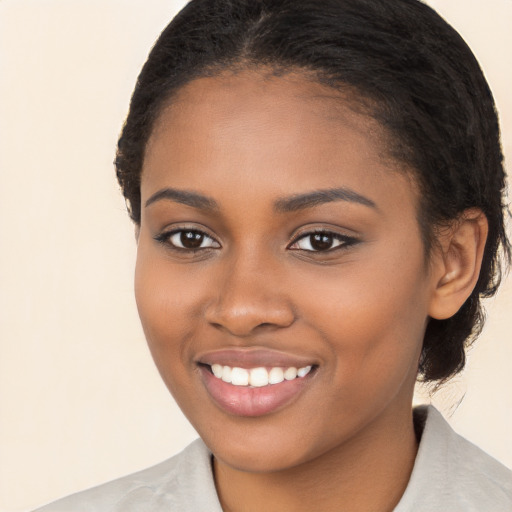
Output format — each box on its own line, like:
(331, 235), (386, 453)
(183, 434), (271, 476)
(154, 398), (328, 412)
(115, 0), (510, 382)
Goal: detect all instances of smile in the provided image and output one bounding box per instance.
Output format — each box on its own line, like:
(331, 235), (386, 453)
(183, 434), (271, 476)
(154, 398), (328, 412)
(210, 364), (313, 387)
(199, 362), (316, 417)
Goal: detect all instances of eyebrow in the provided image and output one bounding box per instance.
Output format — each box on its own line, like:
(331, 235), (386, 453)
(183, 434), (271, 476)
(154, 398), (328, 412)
(145, 188), (219, 211)
(144, 186), (376, 213)
(273, 187), (377, 213)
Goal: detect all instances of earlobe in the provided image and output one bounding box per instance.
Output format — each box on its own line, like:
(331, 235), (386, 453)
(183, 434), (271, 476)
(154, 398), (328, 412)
(428, 209), (488, 320)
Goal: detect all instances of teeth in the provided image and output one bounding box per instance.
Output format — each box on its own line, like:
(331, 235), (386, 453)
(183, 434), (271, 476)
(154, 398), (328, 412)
(284, 367), (298, 380)
(211, 364), (223, 378)
(297, 365), (312, 378)
(268, 367), (284, 384)
(249, 367), (269, 387)
(231, 367), (249, 386)
(221, 366), (232, 383)
(209, 364), (312, 387)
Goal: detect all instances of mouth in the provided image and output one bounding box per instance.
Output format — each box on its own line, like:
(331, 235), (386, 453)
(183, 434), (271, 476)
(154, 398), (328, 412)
(196, 349), (318, 417)
(203, 362), (313, 386)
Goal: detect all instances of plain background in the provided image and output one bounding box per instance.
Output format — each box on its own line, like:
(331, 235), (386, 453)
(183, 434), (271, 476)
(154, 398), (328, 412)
(0, 1), (511, 510)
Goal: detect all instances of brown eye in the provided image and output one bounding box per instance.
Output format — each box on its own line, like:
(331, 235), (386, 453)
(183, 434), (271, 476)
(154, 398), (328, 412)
(180, 230), (204, 248)
(310, 233), (334, 251)
(289, 231), (357, 252)
(162, 229), (220, 250)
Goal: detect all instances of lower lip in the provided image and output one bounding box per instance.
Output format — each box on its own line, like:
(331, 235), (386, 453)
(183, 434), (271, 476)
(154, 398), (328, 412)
(199, 366), (314, 417)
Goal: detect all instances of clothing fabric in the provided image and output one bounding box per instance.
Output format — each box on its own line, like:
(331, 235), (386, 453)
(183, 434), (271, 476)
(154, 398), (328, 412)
(35, 406), (512, 511)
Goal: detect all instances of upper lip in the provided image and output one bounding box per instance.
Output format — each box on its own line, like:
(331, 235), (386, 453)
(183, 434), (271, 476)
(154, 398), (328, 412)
(196, 348), (317, 369)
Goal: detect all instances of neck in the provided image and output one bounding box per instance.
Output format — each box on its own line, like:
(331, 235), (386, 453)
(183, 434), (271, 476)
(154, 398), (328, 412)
(213, 405), (418, 512)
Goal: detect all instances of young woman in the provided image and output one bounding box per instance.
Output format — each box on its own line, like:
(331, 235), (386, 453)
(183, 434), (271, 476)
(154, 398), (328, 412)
(35, 0), (511, 510)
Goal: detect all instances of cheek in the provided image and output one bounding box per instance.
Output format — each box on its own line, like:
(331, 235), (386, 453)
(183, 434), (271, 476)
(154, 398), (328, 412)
(134, 242), (202, 380)
(297, 251), (429, 395)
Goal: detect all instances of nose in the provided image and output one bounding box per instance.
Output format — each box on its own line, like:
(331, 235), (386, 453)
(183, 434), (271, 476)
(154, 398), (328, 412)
(204, 252), (296, 337)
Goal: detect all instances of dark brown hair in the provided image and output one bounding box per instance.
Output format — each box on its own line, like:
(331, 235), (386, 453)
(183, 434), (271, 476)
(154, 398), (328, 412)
(115, 0), (510, 382)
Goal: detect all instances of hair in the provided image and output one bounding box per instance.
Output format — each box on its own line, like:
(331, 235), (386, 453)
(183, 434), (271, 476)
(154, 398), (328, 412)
(115, 0), (510, 383)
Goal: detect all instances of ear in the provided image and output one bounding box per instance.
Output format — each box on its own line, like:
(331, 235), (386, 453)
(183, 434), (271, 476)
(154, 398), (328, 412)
(428, 209), (488, 320)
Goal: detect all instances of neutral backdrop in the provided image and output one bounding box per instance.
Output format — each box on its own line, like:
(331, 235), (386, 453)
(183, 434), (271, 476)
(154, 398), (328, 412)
(0, 1), (511, 510)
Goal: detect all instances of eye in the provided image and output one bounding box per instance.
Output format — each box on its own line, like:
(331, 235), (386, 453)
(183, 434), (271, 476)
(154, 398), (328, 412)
(156, 229), (220, 251)
(289, 231), (356, 252)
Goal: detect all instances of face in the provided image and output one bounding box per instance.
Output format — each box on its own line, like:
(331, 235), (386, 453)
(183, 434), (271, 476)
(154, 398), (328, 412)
(135, 70), (439, 473)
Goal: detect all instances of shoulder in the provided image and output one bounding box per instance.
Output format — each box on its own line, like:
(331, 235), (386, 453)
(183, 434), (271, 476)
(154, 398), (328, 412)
(33, 439), (222, 512)
(395, 405), (512, 512)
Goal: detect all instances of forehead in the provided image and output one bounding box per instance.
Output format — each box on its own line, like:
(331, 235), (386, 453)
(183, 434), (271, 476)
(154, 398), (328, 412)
(150, 69), (385, 152)
(158, 69), (370, 122)
(142, 69), (416, 212)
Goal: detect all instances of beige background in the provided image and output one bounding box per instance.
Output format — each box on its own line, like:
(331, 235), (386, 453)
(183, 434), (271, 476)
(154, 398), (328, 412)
(0, 1), (510, 510)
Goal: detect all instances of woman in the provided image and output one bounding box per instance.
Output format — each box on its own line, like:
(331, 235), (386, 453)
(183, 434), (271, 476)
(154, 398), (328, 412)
(35, 0), (511, 510)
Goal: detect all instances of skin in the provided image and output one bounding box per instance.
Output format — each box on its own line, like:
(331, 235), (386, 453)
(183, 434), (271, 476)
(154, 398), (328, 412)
(134, 69), (487, 512)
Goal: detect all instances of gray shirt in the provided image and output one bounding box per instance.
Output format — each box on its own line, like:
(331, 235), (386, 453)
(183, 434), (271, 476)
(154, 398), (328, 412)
(35, 406), (512, 511)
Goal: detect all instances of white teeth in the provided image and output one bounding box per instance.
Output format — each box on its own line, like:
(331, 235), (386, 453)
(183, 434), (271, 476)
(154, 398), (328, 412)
(221, 366), (232, 382)
(268, 367), (285, 384)
(284, 367), (298, 380)
(210, 364), (313, 387)
(211, 364), (223, 378)
(231, 367), (249, 386)
(249, 367), (269, 387)
(297, 365), (312, 378)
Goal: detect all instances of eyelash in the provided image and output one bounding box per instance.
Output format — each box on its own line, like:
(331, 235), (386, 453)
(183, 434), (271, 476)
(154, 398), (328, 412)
(154, 228), (358, 254)
(154, 228), (220, 252)
(288, 230), (358, 252)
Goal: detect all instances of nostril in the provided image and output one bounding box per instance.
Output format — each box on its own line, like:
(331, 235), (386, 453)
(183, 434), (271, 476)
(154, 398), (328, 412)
(207, 319), (293, 337)
(204, 298), (296, 336)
